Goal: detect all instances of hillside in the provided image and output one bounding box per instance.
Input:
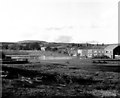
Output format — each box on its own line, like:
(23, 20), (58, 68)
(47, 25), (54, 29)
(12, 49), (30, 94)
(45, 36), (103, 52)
(18, 40), (48, 44)
(1, 40), (108, 51)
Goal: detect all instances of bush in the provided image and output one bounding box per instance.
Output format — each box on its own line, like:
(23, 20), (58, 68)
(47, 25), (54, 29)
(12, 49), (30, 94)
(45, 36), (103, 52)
(92, 55), (110, 59)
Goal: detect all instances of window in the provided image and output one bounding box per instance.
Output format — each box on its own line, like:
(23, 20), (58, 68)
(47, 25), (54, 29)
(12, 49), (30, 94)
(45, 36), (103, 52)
(94, 50), (97, 53)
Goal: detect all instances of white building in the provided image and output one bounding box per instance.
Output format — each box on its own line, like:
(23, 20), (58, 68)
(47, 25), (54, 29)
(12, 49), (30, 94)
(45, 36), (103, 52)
(77, 49), (82, 56)
(41, 47), (46, 51)
(104, 44), (120, 59)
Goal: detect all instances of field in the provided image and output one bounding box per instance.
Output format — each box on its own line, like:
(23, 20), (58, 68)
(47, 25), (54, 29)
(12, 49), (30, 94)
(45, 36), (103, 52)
(1, 57), (120, 98)
(2, 50), (68, 57)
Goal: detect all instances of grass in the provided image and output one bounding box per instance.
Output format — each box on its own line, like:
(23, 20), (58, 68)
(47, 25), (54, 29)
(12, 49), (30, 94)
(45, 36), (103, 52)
(2, 60), (120, 98)
(2, 50), (29, 55)
(1, 49), (120, 97)
(2, 50), (68, 57)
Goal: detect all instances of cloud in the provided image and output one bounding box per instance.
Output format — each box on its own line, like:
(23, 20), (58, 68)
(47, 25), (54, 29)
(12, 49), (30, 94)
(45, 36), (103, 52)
(45, 26), (73, 31)
(46, 27), (64, 30)
(55, 35), (72, 43)
(86, 40), (100, 44)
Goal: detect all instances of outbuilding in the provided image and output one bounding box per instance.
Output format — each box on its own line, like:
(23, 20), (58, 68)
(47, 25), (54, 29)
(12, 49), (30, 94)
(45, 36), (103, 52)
(41, 47), (46, 51)
(104, 44), (120, 59)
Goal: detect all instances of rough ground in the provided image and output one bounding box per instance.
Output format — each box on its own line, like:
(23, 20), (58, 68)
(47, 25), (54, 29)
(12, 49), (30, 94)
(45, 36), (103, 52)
(1, 58), (120, 98)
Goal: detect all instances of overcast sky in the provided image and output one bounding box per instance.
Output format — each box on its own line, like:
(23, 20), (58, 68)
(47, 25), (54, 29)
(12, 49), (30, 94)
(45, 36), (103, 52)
(0, 0), (119, 44)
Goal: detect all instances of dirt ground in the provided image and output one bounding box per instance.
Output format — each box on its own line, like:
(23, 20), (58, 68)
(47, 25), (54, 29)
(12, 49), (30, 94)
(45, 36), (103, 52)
(1, 58), (120, 98)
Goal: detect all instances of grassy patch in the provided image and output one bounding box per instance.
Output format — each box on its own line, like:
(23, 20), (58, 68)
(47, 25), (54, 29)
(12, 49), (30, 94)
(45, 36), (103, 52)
(2, 60), (120, 97)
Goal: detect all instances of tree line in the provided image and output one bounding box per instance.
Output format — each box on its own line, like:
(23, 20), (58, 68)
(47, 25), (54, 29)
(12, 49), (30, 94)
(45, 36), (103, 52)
(2, 43), (41, 50)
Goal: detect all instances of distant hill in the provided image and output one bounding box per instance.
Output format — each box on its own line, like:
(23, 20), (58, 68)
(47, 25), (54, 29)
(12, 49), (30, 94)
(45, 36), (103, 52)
(1, 40), (115, 51)
(18, 40), (48, 44)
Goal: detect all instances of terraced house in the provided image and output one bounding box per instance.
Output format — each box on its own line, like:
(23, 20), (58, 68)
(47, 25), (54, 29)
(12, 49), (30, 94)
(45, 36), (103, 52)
(77, 45), (107, 58)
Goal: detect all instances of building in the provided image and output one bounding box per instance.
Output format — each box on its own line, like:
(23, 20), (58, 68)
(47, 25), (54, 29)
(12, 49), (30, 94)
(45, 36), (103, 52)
(77, 46), (106, 58)
(91, 49), (105, 57)
(104, 44), (120, 59)
(77, 49), (88, 58)
(67, 48), (78, 56)
(77, 49), (82, 56)
(41, 47), (46, 51)
(87, 49), (93, 57)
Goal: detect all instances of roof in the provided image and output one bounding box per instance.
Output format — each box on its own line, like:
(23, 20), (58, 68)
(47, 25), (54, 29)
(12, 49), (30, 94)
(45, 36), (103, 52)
(104, 44), (118, 51)
(78, 45), (107, 50)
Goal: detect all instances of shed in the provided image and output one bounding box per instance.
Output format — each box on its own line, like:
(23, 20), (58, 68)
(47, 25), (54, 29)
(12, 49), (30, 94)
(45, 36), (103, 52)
(104, 44), (120, 59)
(41, 47), (46, 51)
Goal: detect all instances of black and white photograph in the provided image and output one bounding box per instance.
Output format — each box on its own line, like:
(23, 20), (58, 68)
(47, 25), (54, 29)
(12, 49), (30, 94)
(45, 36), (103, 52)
(0, 0), (120, 97)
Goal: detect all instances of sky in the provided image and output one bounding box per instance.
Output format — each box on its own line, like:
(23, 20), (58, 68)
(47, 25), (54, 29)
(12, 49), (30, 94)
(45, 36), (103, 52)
(0, 0), (119, 44)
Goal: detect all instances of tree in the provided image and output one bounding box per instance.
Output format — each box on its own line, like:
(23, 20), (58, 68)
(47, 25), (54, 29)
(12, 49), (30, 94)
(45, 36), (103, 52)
(25, 43), (41, 50)
(2, 44), (8, 49)
(0, 52), (6, 59)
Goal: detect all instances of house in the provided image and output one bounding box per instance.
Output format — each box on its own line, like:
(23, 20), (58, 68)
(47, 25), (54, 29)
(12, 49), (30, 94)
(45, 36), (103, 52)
(77, 49), (88, 58)
(77, 46), (106, 58)
(91, 49), (105, 57)
(77, 49), (82, 56)
(41, 47), (46, 51)
(104, 44), (120, 59)
(68, 48), (78, 56)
